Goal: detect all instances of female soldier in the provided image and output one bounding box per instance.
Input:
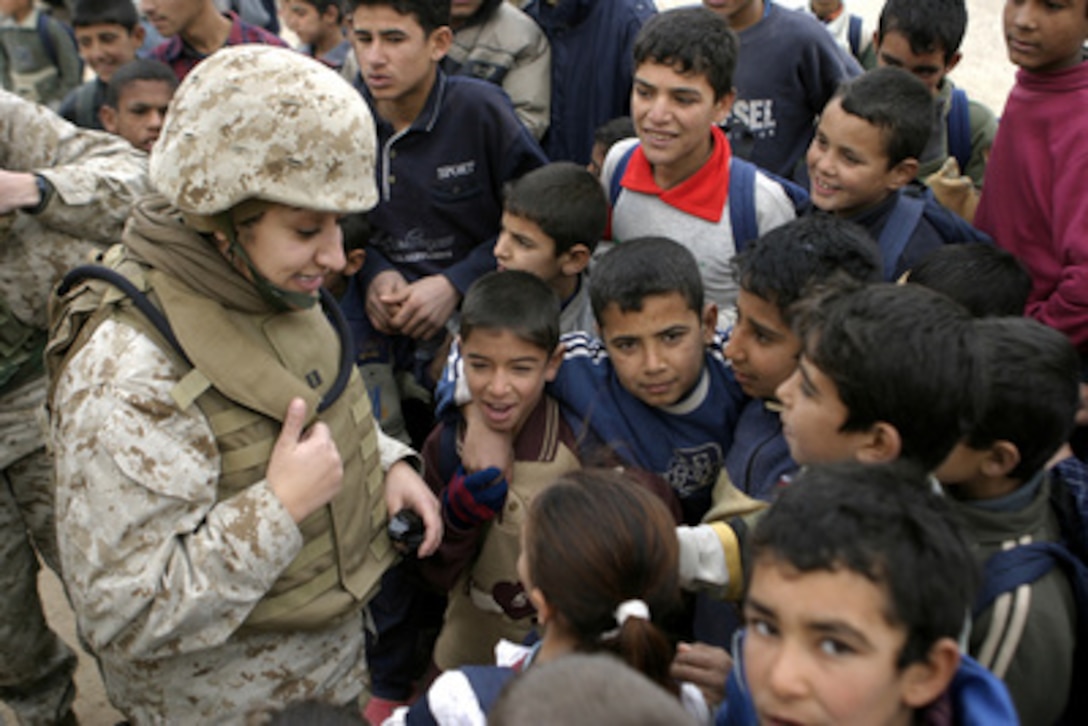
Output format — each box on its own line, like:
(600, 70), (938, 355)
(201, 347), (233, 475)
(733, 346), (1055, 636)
(47, 45), (441, 724)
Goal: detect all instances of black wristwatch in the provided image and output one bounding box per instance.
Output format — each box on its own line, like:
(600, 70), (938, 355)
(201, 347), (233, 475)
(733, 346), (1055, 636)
(26, 174), (54, 215)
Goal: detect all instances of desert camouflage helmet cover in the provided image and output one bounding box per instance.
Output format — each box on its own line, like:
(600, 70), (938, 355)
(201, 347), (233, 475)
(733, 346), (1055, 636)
(150, 45), (378, 215)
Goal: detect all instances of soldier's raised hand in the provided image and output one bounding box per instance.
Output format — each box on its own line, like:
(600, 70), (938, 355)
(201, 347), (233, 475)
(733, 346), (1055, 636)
(267, 397), (343, 523)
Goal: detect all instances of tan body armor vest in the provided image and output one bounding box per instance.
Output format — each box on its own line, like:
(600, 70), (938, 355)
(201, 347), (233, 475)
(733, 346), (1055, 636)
(48, 252), (396, 631)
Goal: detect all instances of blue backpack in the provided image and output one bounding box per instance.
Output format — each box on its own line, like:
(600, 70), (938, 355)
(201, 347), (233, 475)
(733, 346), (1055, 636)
(973, 458), (1088, 725)
(607, 143), (810, 253)
(876, 185), (992, 280)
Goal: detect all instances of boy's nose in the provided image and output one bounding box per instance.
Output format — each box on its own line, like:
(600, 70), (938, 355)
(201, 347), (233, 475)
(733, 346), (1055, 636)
(765, 645), (811, 701)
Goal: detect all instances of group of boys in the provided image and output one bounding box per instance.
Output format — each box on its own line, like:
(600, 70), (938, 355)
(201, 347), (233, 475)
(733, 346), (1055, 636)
(3, 0), (1088, 724)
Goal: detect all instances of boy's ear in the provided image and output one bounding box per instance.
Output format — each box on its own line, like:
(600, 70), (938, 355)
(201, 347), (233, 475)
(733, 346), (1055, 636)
(558, 244), (591, 277)
(544, 343), (564, 382)
(855, 421), (902, 464)
(713, 88), (737, 125)
(885, 157), (920, 192)
(132, 24), (146, 46)
(343, 248), (367, 277)
(99, 105), (119, 135)
(943, 51), (963, 75)
(981, 440), (1021, 479)
(428, 26), (453, 61)
(900, 637), (961, 709)
(701, 303), (719, 344)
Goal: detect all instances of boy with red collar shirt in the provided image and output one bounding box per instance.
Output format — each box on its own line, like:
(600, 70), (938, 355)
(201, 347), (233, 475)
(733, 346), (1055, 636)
(602, 6), (796, 325)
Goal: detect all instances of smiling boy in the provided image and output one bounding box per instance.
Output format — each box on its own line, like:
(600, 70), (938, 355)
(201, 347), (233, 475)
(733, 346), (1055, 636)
(61, 0), (146, 129)
(604, 6), (795, 322)
(806, 66), (988, 280)
(419, 271), (579, 672)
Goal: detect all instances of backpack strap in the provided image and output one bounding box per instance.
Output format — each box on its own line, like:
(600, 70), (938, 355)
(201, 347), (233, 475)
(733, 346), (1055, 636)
(946, 88), (971, 174)
(877, 191), (926, 279)
(75, 83), (100, 128)
(36, 10), (58, 68)
(847, 14), (862, 59)
(607, 143), (638, 208)
(974, 541), (1069, 616)
(728, 157), (758, 255)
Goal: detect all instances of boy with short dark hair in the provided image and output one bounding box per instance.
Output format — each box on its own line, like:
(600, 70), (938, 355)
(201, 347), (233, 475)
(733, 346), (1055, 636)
(723, 213), (881, 501)
(445, 236), (749, 526)
(975, 0), (1088, 361)
(777, 283), (975, 471)
(933, 316), (1080, 724)
(495, 162), (607, 333)
(61, 0), (144, 129)
(702, 0), (860, 182)
(344, 0), (546, 405)
(604, 6), (796, 323)
(719, 460), (1019, 725)
(807, 66), (989, 280)
(142, 0), (286, 81)
(873, 0), (998, 220)
(0, 0), (82, 108)
(99, 58), (176, 152)
(419, 270), (577, 671)
(675, 280), (975, 601)
(282, 0), (351, 70)
(906, 243), (1033, 319)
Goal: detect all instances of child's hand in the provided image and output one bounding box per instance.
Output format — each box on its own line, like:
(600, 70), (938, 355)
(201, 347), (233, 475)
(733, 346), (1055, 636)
(925, 157), (979, 224)
(461, 402), (514, 482)
(443, 466), (508, 529)
(366, 269), (408, 334)
(670, 641), (733, 708)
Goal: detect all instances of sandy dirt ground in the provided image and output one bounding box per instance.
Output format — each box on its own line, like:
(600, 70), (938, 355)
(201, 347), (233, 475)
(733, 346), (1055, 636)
(1, 2), (1017, 724)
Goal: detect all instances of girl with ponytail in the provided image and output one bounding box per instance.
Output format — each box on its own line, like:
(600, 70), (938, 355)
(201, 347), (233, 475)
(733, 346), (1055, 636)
(385, 468), (709, 725)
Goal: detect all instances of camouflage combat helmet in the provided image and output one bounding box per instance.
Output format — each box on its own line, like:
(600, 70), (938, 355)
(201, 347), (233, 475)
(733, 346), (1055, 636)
(150, 45), (377, 217)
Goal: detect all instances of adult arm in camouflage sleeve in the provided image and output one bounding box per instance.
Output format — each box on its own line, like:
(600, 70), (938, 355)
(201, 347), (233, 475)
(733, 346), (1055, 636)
(0, 89), (149, 242)
(51, 318), (420, 659)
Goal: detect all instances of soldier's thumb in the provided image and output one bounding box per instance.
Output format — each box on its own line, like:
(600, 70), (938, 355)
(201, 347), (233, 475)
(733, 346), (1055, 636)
(277, 397), (308, 447)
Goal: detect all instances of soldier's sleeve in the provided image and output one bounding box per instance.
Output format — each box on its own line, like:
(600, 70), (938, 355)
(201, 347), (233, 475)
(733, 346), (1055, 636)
(0, 90), (149, 243)
(51, 320), (303, 659)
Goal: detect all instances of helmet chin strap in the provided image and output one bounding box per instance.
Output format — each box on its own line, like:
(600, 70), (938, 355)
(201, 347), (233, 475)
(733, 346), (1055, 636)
(216, 213), (319, 312)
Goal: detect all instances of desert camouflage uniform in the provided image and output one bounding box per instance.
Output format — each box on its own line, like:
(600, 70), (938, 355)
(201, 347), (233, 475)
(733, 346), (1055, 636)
(0, 88), (148, 725)
(48, 46), (414, 725)
(51, 317), (416, 724)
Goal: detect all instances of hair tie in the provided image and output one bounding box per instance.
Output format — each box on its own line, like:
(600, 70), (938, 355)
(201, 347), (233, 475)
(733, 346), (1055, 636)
(614, 599), (650, 627)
